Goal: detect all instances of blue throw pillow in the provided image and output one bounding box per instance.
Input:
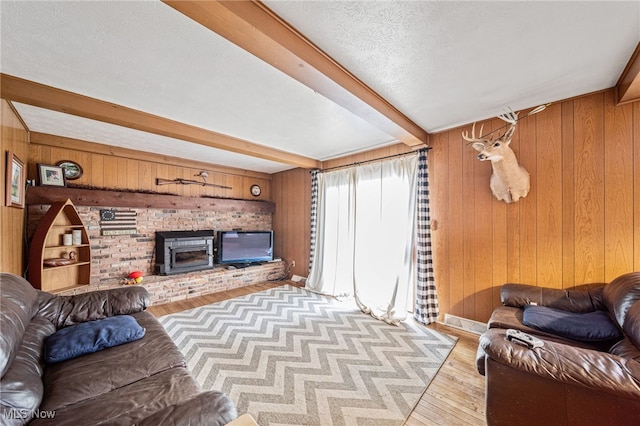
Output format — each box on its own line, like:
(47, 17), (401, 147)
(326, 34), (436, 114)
(45, 315), (145, 363)
(522, 305), (622, 342)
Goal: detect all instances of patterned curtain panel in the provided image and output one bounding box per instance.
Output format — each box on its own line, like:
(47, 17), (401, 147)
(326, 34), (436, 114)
(309, 170), (319, 272)
(414, 148), (439, 324)
(306, 149), (439, 325)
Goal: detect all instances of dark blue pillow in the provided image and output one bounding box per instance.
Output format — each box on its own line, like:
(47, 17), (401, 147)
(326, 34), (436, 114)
(45, 315), (145, 363)
(522, 305), (622, 342)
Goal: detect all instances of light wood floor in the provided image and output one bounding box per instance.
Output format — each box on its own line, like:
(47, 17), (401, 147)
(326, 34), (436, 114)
(148, 281), (487, 426)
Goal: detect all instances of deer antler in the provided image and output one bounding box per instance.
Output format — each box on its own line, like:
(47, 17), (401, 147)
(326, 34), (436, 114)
(461, 122), (486, 143)
(498, 109), (519, 124)
(497, 109), (519, 141)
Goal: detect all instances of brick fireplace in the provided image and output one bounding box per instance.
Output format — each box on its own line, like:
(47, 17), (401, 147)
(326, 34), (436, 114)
(27, 198), (285, 305)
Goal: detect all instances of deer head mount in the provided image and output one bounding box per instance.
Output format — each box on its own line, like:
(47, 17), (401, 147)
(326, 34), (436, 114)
(462, 110), (530, 203)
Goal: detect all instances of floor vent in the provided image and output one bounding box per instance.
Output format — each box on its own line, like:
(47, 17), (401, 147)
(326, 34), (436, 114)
(441, 314), (487, 335)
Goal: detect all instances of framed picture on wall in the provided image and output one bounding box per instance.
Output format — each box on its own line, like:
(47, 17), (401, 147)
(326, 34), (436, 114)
(37, 164), (66, 187)
(5, 150), (25, 208)
(56, 160), (83, 180)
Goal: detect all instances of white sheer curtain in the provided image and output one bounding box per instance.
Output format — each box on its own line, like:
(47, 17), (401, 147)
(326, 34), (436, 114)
(306, 154), (418, 324)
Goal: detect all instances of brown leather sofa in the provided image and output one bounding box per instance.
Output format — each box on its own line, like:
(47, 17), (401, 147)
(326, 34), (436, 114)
(0, 273), (237, 425)
(477, 271), (640, 426)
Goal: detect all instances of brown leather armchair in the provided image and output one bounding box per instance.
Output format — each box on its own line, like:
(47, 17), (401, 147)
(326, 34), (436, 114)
(477, 272), (640, 426)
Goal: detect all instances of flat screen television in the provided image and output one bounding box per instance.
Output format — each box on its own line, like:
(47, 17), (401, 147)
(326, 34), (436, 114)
(216, 230), (274, 266)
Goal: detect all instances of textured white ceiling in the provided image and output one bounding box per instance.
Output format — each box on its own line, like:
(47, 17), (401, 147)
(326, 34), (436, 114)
(265, 0), (640, 132)
(0, 0), (395, 172)
(1, 1), (639, 173)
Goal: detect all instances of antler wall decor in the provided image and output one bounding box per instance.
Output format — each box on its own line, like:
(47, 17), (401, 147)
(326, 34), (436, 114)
(461, 105), (548, 203)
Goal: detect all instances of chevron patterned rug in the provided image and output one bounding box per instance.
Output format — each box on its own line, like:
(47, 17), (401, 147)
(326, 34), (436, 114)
(159, 285), (456, 425)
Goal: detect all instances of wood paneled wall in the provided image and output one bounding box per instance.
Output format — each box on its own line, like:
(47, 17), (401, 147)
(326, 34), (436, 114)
(430, 89), (639, 322)
(27, 134), (273, 201)
(274, 89), (639, 323)
(321, 143), (415, 170)
(272, 168), (312, 275)
(1, 100), (29, 275)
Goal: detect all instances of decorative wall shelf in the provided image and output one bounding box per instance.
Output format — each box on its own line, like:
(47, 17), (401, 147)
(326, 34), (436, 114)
(26, 186), (275, 213)
(28, 198), (91, 292)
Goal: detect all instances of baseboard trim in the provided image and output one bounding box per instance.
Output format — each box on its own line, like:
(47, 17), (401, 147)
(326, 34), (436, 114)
(441, 314), (487, 335)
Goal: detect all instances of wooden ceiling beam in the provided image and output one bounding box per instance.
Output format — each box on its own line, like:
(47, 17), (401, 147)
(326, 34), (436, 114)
(616, 42), (640, 105)
(29, 132), (273, 180)
(1, 74), (320, 169)
(162, 0), (428, 146)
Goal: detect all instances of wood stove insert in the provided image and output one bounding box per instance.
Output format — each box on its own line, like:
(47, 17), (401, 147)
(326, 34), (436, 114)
(155, 230), (215, 275)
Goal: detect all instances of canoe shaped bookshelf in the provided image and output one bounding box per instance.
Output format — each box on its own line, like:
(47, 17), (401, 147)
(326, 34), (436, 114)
(29, 199), (91, 292)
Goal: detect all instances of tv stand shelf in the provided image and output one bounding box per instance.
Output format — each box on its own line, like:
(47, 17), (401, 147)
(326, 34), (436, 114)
(224, 262), (265, 270)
